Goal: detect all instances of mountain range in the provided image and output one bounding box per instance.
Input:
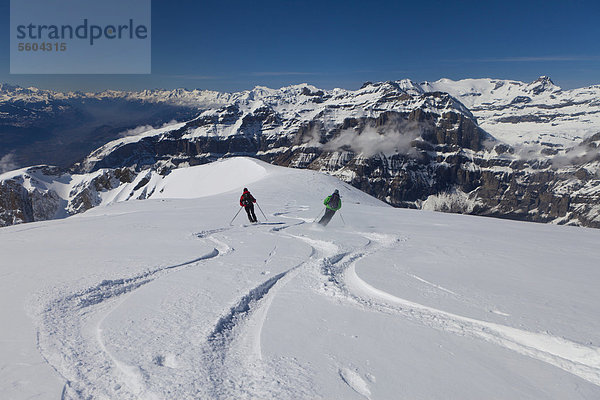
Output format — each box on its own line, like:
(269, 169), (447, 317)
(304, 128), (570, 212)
(1, 76), (599, 228)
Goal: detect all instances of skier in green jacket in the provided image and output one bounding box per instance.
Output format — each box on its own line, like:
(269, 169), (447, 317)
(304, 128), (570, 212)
(319, 189), (341, 226)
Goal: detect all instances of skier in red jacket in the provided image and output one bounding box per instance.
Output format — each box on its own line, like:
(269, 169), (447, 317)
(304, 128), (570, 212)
(240, 188), (257, 223)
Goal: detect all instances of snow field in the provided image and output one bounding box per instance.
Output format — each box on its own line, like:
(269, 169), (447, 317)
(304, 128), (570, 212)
(1, 157), (600, 399)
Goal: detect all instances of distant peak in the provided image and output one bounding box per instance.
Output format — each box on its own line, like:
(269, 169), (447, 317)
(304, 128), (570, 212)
(359, 81), (389, 89)
(533, 75), (555, 85)
(527, 75), (560, 94)
(358, 81), (404, 93)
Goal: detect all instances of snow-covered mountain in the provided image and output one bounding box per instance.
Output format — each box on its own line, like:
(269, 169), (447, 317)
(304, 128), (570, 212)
(2, 157), (600, 399)
(77, 81), (480, 171)
(419, 76), (600, 149)
(3, 76), (598, 153)
(1, 77), (599, 228)
(0, 84), (209, 169)
(1, 80), (488, 226)
(0, 83), (230, 106)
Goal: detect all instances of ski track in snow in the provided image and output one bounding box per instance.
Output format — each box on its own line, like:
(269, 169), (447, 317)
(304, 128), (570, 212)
(339, 367), (372, 399)
(216, 223), (600, 393)
(36, 217), (322, 400)
(36, 231), (233, 400)
(346, 263), (600, 387)
(406, 273), (459, 296)
(200, 249), (319, 400)
(34, 210), (600, 399)
(312, 230), (600, 388)
(196, 218), (344, 399)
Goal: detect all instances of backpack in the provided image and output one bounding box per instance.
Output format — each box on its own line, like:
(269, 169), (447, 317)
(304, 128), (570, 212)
(327, 193), (340, 210)
(241, 192), (253, 206)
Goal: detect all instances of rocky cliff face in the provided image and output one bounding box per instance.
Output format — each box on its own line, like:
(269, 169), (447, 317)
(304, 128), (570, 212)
(0, 179), (34, 226)
(1, 78), (599, 228)
(0, 166), (137, 227)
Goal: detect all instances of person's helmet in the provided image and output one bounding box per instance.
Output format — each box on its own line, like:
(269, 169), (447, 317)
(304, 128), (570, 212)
(334, 189), (339, 194)
(243, 188), (248, 192)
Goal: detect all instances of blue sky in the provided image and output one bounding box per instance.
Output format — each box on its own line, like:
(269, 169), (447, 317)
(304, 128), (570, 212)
(1, 0), (599, 92)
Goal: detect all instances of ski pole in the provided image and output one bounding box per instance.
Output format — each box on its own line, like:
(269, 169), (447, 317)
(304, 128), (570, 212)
(338, 211), (346, 226)
(229, 206), (243, 225)
(256, 202), (268, 221)
(313, 208), (325, 223)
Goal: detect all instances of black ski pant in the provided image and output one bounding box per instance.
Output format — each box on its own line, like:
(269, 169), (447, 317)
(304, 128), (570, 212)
(244, 204), (257, 223)
(318, 208), (336, 226)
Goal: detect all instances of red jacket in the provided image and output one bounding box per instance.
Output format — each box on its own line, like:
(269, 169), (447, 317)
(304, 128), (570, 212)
(240, 190), (256, 207)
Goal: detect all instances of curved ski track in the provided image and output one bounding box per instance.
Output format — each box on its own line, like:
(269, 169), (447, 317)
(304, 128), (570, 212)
(36, 231), (233, 400)
(217, 218), (600, 392)
(196, 219), (324, 400)
(35, 210), (600, 399)
(312, 232), (600, 388)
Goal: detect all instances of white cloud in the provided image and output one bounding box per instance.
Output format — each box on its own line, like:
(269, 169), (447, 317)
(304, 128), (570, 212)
(551, 145), (600, 168)
(119, 121), (177, 138)
(322, 120), (424, 158)
(0, 153), (18, 173)
(120, 125), (155, 138)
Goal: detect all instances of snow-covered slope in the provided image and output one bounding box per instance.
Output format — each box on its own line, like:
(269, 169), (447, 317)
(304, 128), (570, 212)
(1, 157), (599, 399)
(0, 158), (377, 226)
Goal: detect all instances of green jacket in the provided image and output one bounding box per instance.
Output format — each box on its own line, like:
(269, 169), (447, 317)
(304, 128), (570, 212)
(324, 194), (341, 211)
